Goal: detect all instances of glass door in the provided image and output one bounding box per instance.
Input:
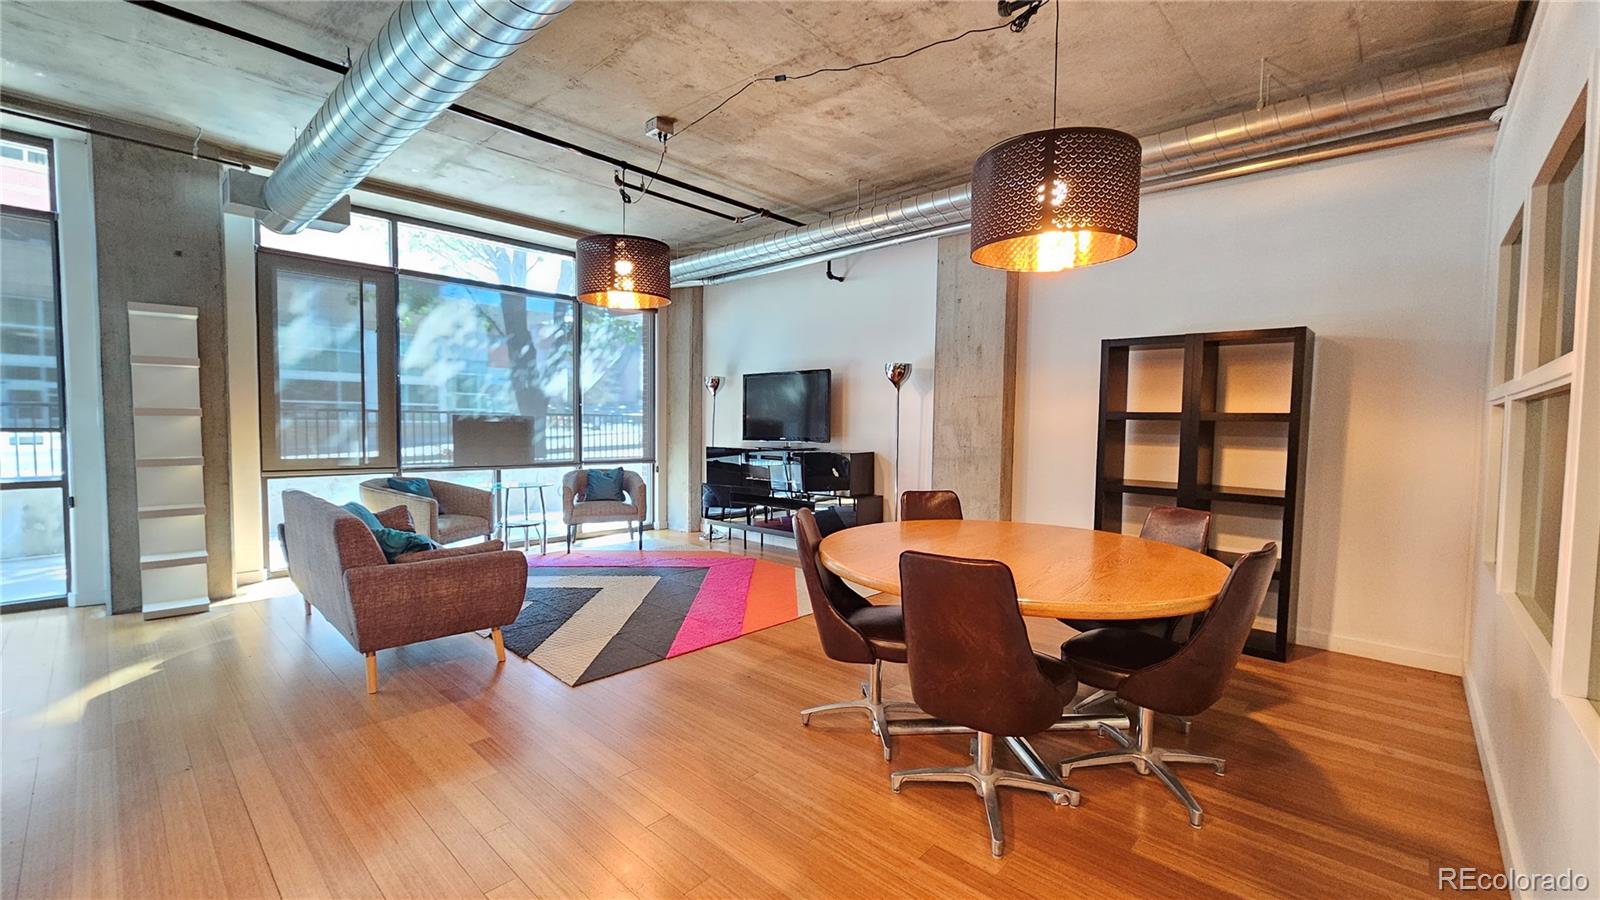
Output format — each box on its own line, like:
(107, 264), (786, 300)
(0, 133), (70, 608)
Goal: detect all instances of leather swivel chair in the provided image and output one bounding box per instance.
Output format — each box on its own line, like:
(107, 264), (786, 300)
(793, 508), (917, 760)
(1063, 506), (1212, 725)
(899, 490), (963, 521)
(1059, 543), (1277, 827)
(891, 551), (1082, 857)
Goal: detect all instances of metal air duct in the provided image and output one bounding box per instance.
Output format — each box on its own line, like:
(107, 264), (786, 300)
(671, 44), (1520, 284)
(260, 0), (571, 234)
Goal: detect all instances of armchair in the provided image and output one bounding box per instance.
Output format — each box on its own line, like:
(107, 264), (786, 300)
(281, 490), (528, 693)
(359, 477), (492, 544)
(562, 469), (648, 551)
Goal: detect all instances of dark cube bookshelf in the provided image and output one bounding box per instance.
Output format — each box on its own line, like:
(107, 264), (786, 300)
(1093, 327), (1313, 661)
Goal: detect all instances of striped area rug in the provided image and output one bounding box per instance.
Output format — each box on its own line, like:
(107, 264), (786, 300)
(504, 551), (811, 685)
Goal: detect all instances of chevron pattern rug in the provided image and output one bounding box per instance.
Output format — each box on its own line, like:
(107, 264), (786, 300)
(504, 551), (811, 686)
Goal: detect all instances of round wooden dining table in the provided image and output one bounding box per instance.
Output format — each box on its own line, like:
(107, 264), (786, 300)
(818, 519), (1229, 620)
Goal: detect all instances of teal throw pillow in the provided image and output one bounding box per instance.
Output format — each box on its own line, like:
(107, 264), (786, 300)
(372, 528), (439, 561)
(340, 501), (382, 529)
(342, 499), (438, 561)
(386, 476), (433, 498)
(584, 467), (626, 502)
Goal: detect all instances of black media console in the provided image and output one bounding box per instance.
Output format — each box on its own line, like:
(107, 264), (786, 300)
(702, 447), (883, 546)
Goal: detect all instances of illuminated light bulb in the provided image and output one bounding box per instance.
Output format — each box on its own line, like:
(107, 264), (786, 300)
(1050, 178), (1068, 206)
(614, 258), (634, 275)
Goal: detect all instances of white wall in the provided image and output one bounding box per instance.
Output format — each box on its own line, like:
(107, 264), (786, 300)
(53, 132), (109, 606)
(1013, 132), (1494, 676)
(703, 239), (938, 514)
(1465, 0), (1600, 889)
(223, 213), (263, 583)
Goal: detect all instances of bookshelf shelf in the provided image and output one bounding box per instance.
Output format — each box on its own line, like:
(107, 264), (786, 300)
(1104, 411), (1183, 421)
(1102, 479), (1180, 497)
(1094, 326), (1312, 662)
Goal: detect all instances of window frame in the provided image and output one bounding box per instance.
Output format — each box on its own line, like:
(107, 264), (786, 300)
(0, 129), (71, 609)
(254, 208), (658, 570)
(256, 251), (399, 472)
(1481, 83), (1600, 725)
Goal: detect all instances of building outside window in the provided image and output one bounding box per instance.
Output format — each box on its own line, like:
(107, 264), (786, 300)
(257, 210), (655, 570)
(0, 133), (70, 606)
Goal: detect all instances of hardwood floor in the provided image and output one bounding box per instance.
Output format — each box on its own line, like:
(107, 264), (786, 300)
(1, 531), (1504, 898)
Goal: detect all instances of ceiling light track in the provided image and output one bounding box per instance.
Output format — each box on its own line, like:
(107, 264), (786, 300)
(121, 0), (803, 228)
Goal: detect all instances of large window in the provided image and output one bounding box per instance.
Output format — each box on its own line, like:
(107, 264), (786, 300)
(257, 210), (655, 565)
(259, 258), (394, 468)
(398, 275), (574, 466)
(1513, 390), (1570, 639)
(1481, 89), (1600, 733)
(581, 305), (653, 461)
(0, 133), (69, 606)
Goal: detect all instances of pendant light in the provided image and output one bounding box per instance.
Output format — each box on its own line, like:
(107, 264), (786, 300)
(969, 1), (1141, 272)
(576, 171), (672, 309)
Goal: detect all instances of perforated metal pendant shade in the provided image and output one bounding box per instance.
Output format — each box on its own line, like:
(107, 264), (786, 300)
(970, 127), (1142, 272)
(575, 234), (672, 309)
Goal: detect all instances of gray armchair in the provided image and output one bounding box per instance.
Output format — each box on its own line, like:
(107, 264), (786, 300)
(562, 469), (647, 551)
(359, 477), (493, 544)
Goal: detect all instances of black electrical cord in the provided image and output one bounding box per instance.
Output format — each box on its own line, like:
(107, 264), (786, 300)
(673, 0), (1049, 141)
(121, 0), (805, 227)
(1, 106), (252, 171)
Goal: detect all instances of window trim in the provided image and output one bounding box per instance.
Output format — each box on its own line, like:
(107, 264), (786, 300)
(255, 208), (657, 477)
(256, 251), (399, 472)
(1481, 81), (1600, 732)
(0, 130), (70, 608)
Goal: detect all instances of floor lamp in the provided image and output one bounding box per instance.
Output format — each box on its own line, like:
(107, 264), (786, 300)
(704, 376), (724, 540)
(885, 363), (911, 519)
(705, 375), (722, 444)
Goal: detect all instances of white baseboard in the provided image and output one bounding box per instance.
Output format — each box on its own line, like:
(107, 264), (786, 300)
(1291, 626), (1464, 675)
(1463, 672), (1526, 899)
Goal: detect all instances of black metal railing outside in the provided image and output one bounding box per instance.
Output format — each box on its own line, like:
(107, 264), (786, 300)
(275, 402), (644, 465)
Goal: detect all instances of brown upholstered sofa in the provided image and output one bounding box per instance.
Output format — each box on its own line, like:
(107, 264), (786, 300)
(280, 490), (527, 693)
(358, 477), (493, 544)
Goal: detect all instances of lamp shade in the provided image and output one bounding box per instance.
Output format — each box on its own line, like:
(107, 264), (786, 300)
(969, 126), (1142, 272)
(575, 234), (672, 309)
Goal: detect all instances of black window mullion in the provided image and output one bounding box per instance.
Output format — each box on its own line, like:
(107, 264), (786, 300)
(573, 299), (584, 465)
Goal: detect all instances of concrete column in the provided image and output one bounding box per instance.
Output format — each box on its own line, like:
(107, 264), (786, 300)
(92, 136), (233, 611)
(656, 285), (704, 532)
(932, 233), (1018, 520)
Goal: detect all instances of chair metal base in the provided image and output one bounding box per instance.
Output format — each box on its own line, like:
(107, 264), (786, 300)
(799, 660), (919, 760)
(565, 521), (646, 553)
(1060, 707), (1224, 828)
(891, 732), (1081, 857)
(1070, 688), (1192, 734)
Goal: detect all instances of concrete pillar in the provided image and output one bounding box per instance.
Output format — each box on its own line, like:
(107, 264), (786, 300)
(932, 233), (1018, 520)
(92, 137), (233, 611)
(656, 285), (704, 532)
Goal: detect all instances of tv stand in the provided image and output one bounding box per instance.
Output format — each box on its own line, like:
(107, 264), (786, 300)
(702, 447), (883, 547)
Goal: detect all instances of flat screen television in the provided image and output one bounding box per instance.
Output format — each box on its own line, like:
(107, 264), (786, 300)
(743, 369), (831, 443)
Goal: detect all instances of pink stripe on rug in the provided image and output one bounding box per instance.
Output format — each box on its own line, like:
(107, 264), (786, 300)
(529, 553), (725, 569)
(667, 557), (757, 657)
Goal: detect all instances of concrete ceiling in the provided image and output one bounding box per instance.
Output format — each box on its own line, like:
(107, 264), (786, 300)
(0, 0), (1518, 253)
